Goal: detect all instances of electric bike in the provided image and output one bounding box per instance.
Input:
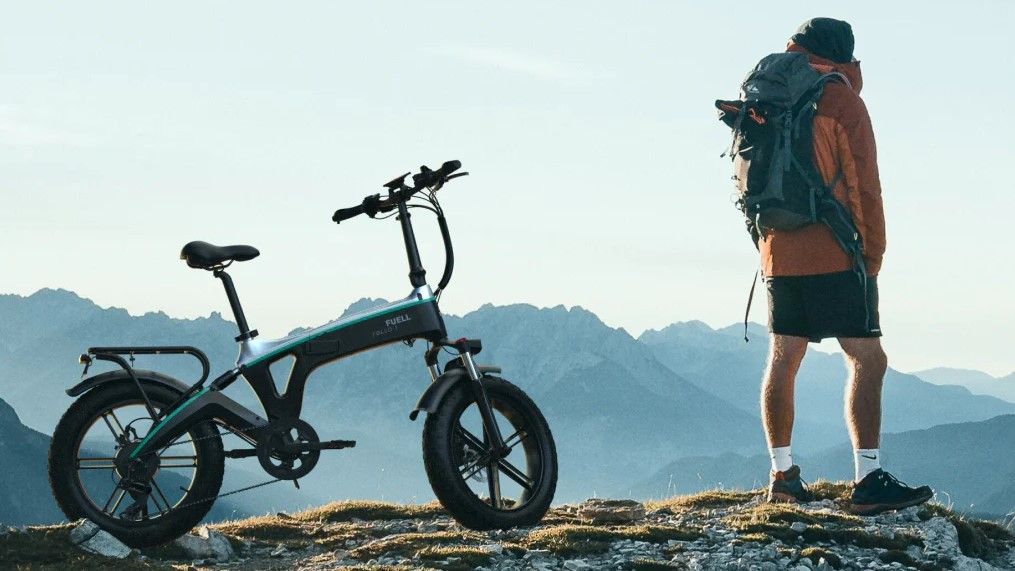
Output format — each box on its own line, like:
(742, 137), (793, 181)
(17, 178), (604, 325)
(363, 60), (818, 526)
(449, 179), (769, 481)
(47, 160), (558, 547)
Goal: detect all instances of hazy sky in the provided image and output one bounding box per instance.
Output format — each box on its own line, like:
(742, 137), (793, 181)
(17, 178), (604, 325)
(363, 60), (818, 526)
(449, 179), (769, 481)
(2, 2), (1012, 375)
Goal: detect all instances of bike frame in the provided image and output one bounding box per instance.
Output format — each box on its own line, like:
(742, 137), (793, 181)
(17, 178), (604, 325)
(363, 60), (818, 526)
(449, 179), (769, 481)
(97, 182), (498, 463)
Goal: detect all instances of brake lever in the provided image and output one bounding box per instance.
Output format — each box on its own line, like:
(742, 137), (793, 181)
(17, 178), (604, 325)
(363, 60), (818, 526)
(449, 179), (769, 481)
(446, 172), (469, 181)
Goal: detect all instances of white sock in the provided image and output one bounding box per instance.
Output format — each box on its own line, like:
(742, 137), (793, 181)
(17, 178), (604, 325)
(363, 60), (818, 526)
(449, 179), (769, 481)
(769, 446), (793, 473)
(854, 448), (881, 482)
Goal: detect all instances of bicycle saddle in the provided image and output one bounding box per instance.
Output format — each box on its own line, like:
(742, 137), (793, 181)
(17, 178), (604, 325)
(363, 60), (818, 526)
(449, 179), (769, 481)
(180, 241), (260, 269)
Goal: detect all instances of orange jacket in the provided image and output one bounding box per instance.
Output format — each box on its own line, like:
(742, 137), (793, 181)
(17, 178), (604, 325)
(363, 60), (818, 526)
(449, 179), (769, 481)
(759, 43), (886, 277)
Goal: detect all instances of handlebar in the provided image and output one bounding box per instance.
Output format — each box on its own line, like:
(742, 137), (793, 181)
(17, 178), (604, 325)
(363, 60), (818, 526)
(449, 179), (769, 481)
(330, 160), (466, 296)
(332, 160), (463, 224)
(333, 204), (365, 223)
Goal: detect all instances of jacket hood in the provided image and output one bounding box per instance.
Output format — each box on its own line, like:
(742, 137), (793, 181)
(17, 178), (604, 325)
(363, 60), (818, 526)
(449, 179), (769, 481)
(787, 42), (863, 95)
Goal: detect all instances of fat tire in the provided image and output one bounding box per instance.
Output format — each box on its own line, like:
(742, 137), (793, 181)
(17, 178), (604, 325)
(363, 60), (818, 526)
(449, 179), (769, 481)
(48, 381), (224, 547)
(422, 376), (557, 530)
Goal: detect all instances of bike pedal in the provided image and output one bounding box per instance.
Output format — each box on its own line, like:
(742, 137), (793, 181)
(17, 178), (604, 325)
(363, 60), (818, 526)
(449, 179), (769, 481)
(319, 439), (356, 450)
(224, 448), (258, 458)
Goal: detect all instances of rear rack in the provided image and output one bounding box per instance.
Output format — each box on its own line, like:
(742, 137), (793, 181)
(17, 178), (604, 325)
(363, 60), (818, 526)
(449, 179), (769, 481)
(81, 346), (212, 420)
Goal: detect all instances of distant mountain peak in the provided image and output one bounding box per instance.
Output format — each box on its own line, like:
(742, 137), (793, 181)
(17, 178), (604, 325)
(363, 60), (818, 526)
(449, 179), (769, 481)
(643, 320), (715, 338)
(28, 287), (86, 300)
(0, 396), (22, 429)
(3, 287), (95, 309)
(342, 297), (391, 317)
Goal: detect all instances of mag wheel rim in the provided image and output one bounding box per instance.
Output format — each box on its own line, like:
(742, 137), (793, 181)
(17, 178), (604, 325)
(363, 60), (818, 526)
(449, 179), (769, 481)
(452, 395), (543, 512)
(73, 400), (200, 522)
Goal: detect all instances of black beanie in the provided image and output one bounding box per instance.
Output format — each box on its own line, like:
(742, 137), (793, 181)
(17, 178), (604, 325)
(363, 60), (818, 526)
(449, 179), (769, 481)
(790, 17), (855, 63)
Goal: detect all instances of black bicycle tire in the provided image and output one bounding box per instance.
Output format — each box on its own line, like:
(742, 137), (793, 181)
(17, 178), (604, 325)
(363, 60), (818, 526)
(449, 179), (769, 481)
(48, 381), (224, 547)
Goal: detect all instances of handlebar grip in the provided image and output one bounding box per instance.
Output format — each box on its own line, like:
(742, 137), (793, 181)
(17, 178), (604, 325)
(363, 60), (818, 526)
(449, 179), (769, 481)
(413, 160), (462, 189)
(332, 204), (364, 223)
(436, 160), (461, 177)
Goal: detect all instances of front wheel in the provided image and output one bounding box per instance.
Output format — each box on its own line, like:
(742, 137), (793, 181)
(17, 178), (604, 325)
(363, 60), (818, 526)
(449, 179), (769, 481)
(422, 376), (557, 530)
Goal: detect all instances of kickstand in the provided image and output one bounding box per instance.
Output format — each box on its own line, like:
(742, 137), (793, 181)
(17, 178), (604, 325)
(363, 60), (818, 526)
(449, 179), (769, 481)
(293, 479), (300, 490)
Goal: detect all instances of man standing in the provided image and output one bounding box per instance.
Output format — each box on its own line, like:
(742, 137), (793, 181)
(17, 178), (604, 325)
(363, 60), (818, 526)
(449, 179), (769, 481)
(759, 18), (933, 514)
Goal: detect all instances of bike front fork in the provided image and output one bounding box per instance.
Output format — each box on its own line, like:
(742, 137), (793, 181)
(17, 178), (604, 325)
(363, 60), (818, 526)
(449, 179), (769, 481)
(459, 351), (508, 455)
(427, 339), (508, 456)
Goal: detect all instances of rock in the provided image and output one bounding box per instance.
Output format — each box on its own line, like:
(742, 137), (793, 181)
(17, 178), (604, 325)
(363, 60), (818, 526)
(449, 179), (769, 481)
(68, 520), (131, 559)
(523, 549), (552, 559)
(576, 498), (646, 524)
(917, 517), (1002, 571)
(480, 543), (504, 555)
(790, 521), (807, 533)
(173, 525), (235, 562)
(269, 543), (288, 557)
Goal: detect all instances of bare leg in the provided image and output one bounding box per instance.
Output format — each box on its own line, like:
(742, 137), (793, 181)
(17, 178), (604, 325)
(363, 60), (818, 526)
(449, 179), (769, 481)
(761, 334), (809, 449)
(839, 337), (888, 449)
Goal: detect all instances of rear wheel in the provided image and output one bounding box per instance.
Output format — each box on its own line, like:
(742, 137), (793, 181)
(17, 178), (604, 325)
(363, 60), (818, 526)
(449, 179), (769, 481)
(422, 376), (557, 529)
(48, 381), (224, 547)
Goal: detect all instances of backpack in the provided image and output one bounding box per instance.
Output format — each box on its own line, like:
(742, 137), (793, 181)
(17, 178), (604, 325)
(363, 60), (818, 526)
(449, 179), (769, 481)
(716, 52), (870, 338)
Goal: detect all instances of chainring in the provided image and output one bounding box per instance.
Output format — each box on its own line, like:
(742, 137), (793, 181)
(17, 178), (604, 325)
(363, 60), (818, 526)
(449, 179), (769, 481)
(256, 419), (321, 480)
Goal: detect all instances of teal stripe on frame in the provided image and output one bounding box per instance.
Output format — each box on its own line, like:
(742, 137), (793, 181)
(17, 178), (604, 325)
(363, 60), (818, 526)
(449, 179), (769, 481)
(245, 297), (434, 366)
(130, 385), (210, 459)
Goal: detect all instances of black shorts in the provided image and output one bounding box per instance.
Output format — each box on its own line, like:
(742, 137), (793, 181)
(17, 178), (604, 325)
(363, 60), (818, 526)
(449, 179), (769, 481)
(766, 270), (881, 342)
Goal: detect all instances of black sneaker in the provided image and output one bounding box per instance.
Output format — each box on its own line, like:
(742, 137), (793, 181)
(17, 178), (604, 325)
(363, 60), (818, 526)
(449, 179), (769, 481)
(768, 465), (815, 503)
(849, 469), (933, 515)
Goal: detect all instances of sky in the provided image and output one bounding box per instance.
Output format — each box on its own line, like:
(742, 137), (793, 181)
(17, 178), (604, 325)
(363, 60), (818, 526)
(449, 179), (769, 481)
(1, 1), (1012, 375)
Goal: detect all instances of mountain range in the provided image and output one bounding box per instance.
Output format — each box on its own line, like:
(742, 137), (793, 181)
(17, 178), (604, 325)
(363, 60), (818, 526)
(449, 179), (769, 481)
(1, 288), (1012, 524)
(912, 367), (1015, 403)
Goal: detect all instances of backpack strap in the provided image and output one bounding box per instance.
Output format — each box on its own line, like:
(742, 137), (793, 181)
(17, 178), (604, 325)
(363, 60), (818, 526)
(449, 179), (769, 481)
(723, 102), (748, 158)
(743, 270), (759, 343)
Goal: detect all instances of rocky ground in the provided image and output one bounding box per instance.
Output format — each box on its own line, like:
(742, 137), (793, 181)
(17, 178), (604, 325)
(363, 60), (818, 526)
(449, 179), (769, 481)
(2, 482), (1013, 570)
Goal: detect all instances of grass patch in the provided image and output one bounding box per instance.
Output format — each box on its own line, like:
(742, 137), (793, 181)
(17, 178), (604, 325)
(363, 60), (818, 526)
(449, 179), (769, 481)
(213, 512), (399, 548)
(800, 546), (842, 568)
(214, 514), (313, 542)
(348, 531), (483, 560)
(415, 545), (494, 570)
(725, 503), (921, 550)
(736, 532), (773, 544)
(138, 539), (197, 561)
(537, 505), (586, 526)
(522, 524), (701, 556)
(647, 489), (758, 513)
(295, 500), (445, 523)
(725, 502), (861, 529)
(0, 525), (166, 570)
(806, 481), (852, 503)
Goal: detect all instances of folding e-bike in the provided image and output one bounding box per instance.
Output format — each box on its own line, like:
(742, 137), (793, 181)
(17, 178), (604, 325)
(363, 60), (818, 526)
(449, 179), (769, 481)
(48, 160), (558, 547)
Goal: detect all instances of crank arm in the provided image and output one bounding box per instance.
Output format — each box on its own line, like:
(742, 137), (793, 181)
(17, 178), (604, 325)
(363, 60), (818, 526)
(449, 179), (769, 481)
(283, 439), (357, 453)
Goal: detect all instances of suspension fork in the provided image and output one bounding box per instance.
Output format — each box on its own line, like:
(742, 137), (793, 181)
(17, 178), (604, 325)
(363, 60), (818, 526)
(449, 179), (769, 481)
(458, 350), (507, 456)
